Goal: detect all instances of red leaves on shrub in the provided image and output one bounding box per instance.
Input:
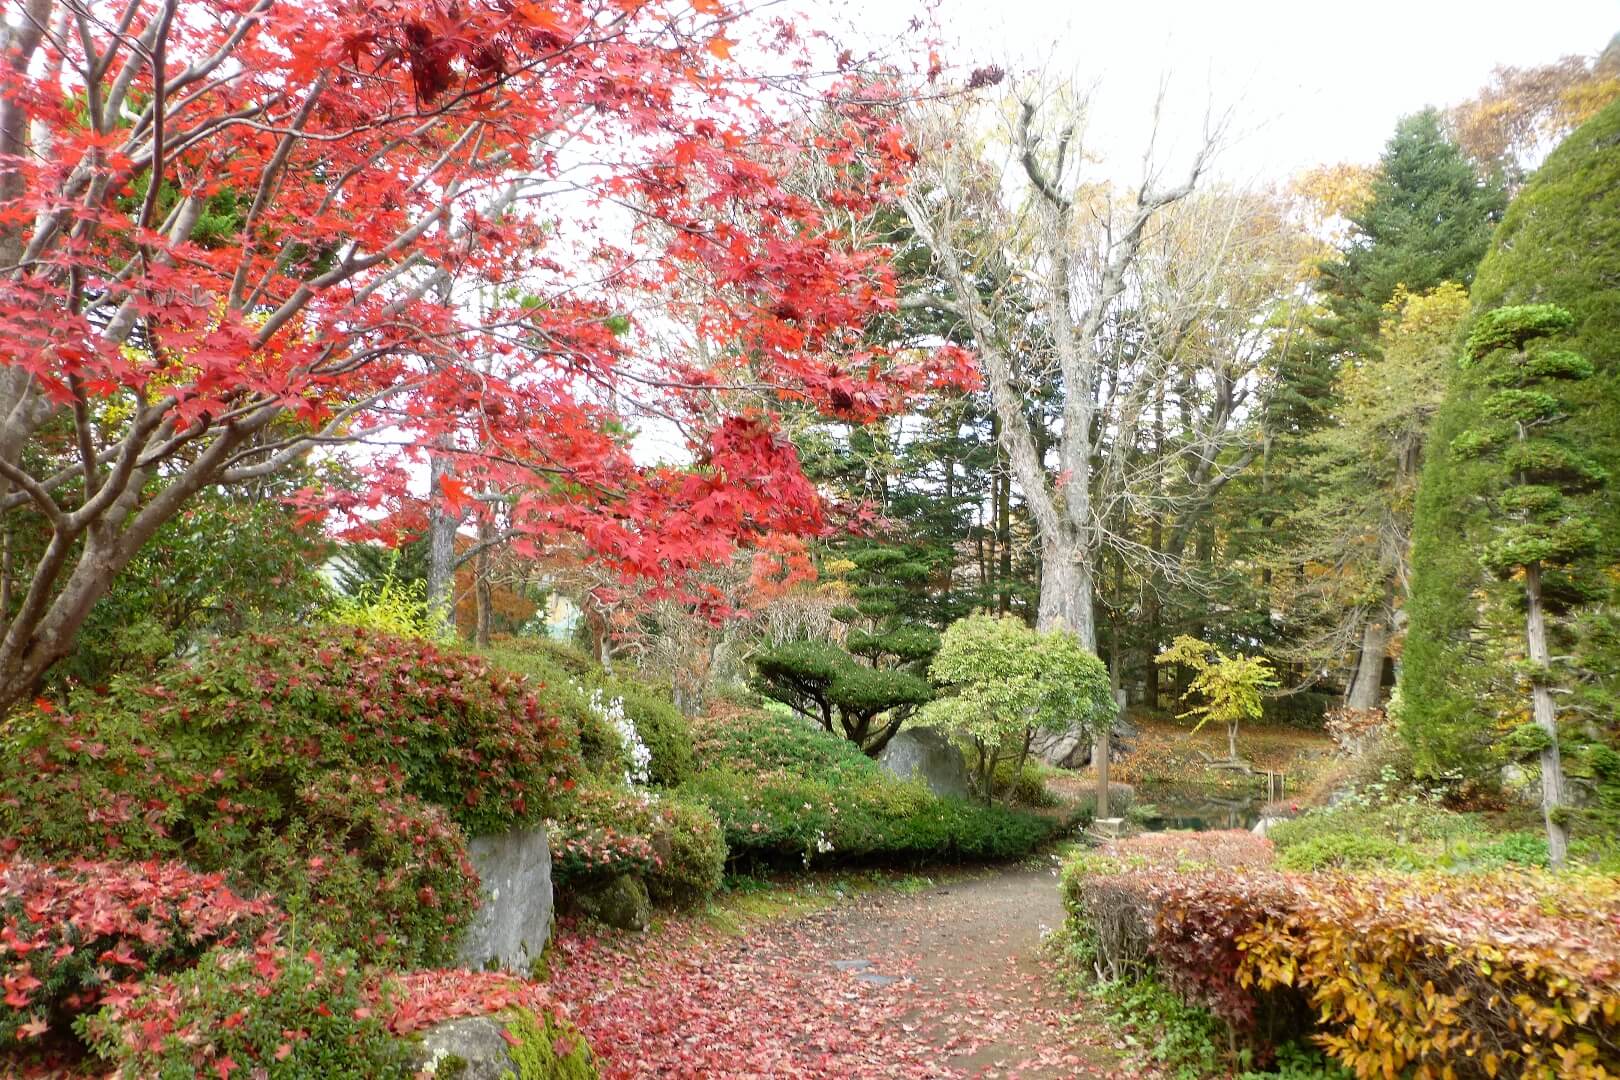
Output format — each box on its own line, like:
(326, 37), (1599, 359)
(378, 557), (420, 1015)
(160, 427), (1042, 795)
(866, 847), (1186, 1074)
(385, 968), (554, 1036)
(0, 860), (280, 1047)
(1067, 838), (1620, 1079)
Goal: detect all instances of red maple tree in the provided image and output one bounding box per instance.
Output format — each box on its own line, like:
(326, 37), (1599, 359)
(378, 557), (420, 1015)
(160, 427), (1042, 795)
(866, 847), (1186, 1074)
(0, 0), (974, 711)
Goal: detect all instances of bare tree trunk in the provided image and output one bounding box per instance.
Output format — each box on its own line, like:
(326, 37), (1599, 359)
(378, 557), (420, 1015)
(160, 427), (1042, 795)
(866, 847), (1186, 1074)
(1345, 614), (1389, 710)
(1037, 538), (1095, 649)
(426, 451), (456, 634)
(473, 513), (493, 647)
(1524, 561), (1569, 868)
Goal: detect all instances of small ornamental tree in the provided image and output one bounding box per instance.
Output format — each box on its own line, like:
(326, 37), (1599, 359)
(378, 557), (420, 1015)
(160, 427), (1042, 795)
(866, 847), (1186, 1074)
(1448, 304), (1604, 868)
(752, 639), (933, 756)
(1155, 636), (1278, 764)
(926, 614), (1112, 805)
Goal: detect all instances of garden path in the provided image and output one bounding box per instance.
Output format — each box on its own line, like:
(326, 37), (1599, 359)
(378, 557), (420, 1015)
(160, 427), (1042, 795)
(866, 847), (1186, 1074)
(553, 862), (1129, 1079)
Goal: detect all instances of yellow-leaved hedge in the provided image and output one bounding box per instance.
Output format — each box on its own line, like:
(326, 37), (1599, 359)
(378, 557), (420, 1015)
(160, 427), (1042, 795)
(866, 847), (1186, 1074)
(1063, 846), (1620, 1078)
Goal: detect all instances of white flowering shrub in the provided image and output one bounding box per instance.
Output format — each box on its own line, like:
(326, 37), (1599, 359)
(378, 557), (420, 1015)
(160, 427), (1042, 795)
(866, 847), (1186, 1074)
(589, 687), (651, 786)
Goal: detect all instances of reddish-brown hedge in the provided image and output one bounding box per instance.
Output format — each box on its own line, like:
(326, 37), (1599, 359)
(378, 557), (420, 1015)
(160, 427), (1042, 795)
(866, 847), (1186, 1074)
(1064, 846), (1620, 1079)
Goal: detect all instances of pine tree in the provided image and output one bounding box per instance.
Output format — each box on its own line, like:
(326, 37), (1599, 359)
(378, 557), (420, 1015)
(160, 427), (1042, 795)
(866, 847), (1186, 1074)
(1403, 99), (1620, 844)
(1450, 305), (1603, 866)
(1273, 111), (1506, 709)
(1316, 109), (1506, 358)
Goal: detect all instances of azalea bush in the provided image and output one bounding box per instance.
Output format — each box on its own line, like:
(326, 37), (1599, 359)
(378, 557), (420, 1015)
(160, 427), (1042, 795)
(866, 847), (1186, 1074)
(547, 786), (726, 907)
(0, 628), (583, 965)
(81, 939), (407, 1080)
(1, 627), (578, 850)
(247, 773), (481, 967)
(482, 641), (696, 786)
(0, 860), (281, 1059)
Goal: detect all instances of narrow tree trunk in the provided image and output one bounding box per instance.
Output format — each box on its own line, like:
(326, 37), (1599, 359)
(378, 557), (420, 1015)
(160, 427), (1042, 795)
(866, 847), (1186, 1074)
(473, 513), (493, 647)
(1345, 614), (1389, 711)
(995, 424), (1012, 615)
(426, 451), (456, 634)
(1524, 561), (1569, 868)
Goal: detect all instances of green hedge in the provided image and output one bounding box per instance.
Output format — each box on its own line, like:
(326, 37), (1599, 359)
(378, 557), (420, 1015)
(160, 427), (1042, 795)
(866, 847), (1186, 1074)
(681, 708), (1057, 867)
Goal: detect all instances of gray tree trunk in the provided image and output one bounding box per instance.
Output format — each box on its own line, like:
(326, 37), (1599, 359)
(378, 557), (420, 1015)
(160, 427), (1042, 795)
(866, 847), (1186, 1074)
(1345, 614), (1389, 710)
(1524, 561), (1569, 868)
(426, 452), (456, 634)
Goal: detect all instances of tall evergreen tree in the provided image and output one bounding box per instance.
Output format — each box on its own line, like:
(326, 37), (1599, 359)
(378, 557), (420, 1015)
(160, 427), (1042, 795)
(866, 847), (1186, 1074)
(1274, 111), (1506, 706)
(1316, 109), (1506, 359)
(1403, 100), (1620, 844)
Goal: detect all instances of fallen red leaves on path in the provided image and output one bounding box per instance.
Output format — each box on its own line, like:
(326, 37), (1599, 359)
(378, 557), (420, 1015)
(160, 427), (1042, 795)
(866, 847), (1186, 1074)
(548, 868), (1127, 1079)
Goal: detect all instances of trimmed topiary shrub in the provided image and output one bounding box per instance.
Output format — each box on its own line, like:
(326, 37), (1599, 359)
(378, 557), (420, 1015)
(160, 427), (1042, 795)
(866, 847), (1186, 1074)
(1402, 98), (1620, 830)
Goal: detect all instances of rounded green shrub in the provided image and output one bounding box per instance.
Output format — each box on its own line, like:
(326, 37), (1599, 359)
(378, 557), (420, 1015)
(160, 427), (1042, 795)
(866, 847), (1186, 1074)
(647, 795), (725, 906)
(1275, 833), (1417, 872)
(607, 680), (695, 787)
(680, 708), (1058, 867)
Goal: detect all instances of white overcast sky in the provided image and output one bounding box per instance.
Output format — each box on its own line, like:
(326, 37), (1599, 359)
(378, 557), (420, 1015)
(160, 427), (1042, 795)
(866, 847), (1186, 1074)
(839, 0), (1618, 181)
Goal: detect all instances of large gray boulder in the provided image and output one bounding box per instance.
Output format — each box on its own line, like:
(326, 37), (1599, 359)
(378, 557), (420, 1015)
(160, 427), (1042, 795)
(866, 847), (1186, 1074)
(456, 824), (552, 973)
(1036, 714), (1139, 769)
(410, 1016), (521, 1079)
(879, 726), (971, 799)
(1030, 727), (1088, 768)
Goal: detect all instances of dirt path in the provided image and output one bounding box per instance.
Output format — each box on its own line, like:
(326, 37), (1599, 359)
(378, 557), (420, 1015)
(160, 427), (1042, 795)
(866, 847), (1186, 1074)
(553, 863), (1127, 1079)
(792, 863), (1120, 1078)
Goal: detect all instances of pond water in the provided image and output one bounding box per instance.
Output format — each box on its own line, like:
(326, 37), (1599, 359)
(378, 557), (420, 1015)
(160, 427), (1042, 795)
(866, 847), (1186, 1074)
(1132, 785), (1266, 832)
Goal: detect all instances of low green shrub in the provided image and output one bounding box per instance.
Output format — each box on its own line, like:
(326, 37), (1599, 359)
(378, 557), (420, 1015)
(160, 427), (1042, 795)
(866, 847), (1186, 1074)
(248, 773), (480, 966)
(647, 796), (726, 906)
(692, 705), (876, 781)
(987, 758), (1060, 807)
(82, 939), (408, 1079)
(1241, 1042), (1355, 1080)
(1099, 973), (1225, 1080)
(1273, 833), (1417, 872)
(682, 762), (1055, 868)
(1464, 830), (1551, 869)
(1266, 799), (1480, 854)
(546, 786), (725, 906)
